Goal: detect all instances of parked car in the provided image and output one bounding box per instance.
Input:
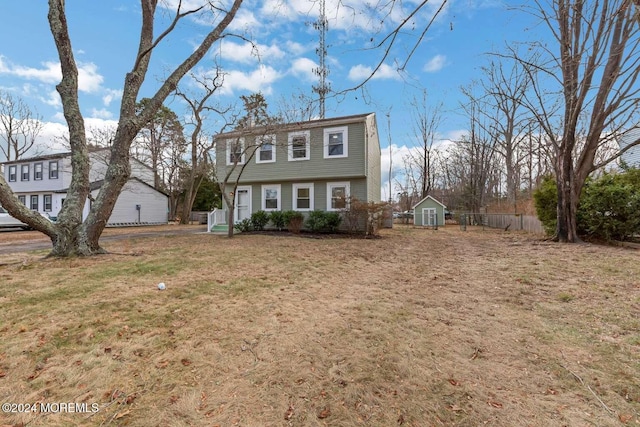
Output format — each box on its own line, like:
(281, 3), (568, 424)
(0, 205), (53, 230)
(0, 205), (30, 229)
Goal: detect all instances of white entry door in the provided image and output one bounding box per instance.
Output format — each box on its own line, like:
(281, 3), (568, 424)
(422, 208), (437, 226)
(235, 186), (252, 222)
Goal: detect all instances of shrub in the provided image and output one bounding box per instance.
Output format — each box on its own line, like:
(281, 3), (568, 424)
(269, 211), (286, 230)
(578, 170), (640, 241)
(533, 175), (558, 236)
(283, 210), (304, 234)
(305, 210), (342, 233)
(342, 196), (389, 236)
(250, 210), (270, 231)
(234, 218), (252, 232)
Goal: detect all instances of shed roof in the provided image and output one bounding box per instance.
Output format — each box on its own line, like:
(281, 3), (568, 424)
(412, 195), (447, 210)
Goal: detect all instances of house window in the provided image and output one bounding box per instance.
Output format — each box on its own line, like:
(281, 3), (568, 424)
(43, 194), (52, 212)
(8, 165), (16, 182)
(18, 195), (26, 205)
(34, 162), (43, 180)
(292, 183), (314, 211)
(324, 126), (348, 158)
(49, 161), (59, 179)
(261, 184), (281, 211)
(327, 182), (350, 211)
(288, 131), (310, 161)
(256, 135), (276, 163)
(226, 138), (245, 165)
(21, 164), (30, 181)
(30, 195), (39, 211)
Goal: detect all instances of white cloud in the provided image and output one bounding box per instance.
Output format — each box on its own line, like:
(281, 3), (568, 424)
(102, 89), (123, 107)
(228, 9), (262, 31)
(423, 54), (447, 73)
(218, 40), (285, 65)
(214, 65), (282, 96)
(0, 56), (104, 94)
(347, 63), (400, 81)
(290, 57), (317, 82)
(90, 108), (114, 120)
(41, 90), (61, 108)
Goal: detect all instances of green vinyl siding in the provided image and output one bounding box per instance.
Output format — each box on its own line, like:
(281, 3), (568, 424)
(216, 120), (369, 184)
(413, 197), (446, 227)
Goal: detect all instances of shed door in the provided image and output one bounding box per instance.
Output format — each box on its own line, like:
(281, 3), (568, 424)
(422, 208), (437, 226)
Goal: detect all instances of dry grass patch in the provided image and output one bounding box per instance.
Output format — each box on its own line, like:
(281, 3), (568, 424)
(0, 225), (638, 426)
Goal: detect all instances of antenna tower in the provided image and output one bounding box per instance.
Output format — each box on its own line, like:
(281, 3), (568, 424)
(313, 0), (329, 118)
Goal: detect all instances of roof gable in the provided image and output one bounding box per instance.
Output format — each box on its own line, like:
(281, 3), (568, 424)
(412, 195), (446, 210)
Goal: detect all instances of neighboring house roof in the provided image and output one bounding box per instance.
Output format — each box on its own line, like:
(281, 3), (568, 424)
(1, 147), (155, 174)
(412, 195), (447, 210)
(52, 177), (168, 196)
(215, 112), (375, 139)
(618, 127), (640, 166)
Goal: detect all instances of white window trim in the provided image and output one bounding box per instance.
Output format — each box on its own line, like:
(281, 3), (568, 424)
(292, 183), (314, 211)
(261, 184), (281, 211)
(422, 208), (437, 226)
(43, 194), (53, 212)
(8, 165), (16, 182)
(326, 181), (350, 211)
(49, 161), (59, 179)
(255, 134), (276, 164)
(34, 162), (43, 180)
(226, 138), (246, 166)
(234, 185), (252, 223)
(323, 126), (348, 158)
(288, 131), (310, 161)
(21, 164), (30, 181)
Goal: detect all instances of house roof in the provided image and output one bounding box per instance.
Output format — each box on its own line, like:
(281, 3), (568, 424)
(215, 112), (376, 139)
(412, 195), (447, 210)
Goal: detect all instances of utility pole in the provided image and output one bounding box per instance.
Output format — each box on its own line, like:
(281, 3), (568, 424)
(313, 0), (329, 118)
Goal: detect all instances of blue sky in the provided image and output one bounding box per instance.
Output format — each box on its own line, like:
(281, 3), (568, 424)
(0, 0), (541, 198)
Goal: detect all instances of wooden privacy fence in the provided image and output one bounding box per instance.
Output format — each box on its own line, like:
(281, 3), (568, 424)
(459, 213), (545, 235)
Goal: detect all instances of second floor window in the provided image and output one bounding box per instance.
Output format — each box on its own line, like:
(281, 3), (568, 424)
(324, 127), (348, 158)
(21, 165), (29, 181)
(226, 138), (245, 165)
(8, 165), (16, 182)
(49, 161), (59, 179)
(34, 163), (43, 180)
(288, 131), (310, 161)
(256, 135), (276, 163)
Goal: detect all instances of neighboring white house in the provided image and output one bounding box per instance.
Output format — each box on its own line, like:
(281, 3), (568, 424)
(619, 127), (640, 168)
(1, 149), (168, 225)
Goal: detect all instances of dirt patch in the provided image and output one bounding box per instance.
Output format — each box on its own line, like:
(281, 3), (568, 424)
(0, 225), (638, 426)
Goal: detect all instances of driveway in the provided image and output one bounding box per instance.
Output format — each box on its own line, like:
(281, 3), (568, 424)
(0, 225), (207, 255)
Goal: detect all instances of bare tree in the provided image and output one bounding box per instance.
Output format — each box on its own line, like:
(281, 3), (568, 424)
(517, 0), (640, 242)
(216, 93), (282, 237)
(0, 91), (44, 161)
(475, 57), (535, 210)
(176, 69), (229, 224)
(406, 91), (443, 200)
(0, 0), (244, 256)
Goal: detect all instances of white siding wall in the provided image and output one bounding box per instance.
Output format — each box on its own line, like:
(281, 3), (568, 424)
(101, 180), (167, 224)
(620, 128), (640, 167)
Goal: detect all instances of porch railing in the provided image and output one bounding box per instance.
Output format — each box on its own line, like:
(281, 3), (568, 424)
(207, 208), (227, 232)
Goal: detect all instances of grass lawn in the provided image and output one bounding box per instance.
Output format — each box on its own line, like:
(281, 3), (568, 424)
(0, 225), (638, 426)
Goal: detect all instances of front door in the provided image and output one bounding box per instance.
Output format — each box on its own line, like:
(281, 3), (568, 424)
(235, 186), (252, 223)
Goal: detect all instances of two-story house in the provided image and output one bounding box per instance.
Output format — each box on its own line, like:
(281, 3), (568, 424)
(1, 148), (168, 225)
(214, 112), (381, 227)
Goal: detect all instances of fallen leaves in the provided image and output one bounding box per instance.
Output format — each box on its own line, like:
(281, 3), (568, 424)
(317, 406), (331, 419)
